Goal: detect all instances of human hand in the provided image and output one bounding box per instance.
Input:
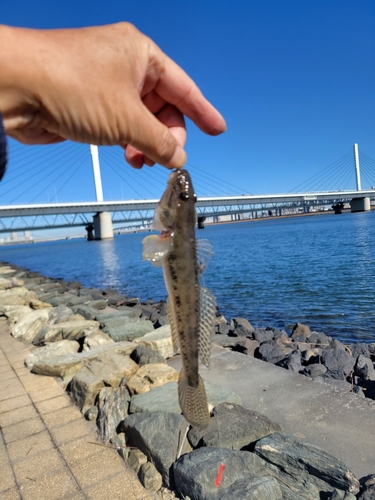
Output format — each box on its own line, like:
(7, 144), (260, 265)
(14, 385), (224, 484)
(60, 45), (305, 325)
(0, 23), (226, 169)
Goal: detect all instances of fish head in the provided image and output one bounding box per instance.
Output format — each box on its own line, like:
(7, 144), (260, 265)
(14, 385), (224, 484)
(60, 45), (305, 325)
(153, 169), (196, 233)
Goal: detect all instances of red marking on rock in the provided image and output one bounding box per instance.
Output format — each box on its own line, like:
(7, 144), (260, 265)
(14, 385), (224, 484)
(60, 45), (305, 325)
(215, 463), (225, 487)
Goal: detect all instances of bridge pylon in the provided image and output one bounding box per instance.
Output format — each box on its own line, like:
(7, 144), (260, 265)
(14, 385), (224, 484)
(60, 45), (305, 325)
(89, 145), (114, 240)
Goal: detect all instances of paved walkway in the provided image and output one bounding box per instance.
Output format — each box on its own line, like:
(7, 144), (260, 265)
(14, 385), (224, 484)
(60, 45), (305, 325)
(0, 318), (151, 500)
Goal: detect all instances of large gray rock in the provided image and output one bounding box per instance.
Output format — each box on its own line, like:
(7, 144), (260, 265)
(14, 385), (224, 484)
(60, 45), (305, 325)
(25, 340), (80, 369)
(97, 386), (130, 447)
(82, 330), (114, 351)
(130, 345), (166, 366)
(358, 474), (375, 500)
(9, 308), (50, 342)
(47, 293), (93, 307)
(96, 308), (137, 324)
(31, 340), (136, 381)
(322, 349), (355, 380)
(47, 305), (73, 324)
(355, 355), (375, 381)
(254, 433), (360, 499)
(126, 363), (179, 395)
(129, 380), (241, 415)
(104, 319), (154, 342)
(69, 353), (138, 410)
(0, 304), (33, 325)
(173, 446), (280, 500)
(133, 325), (174, 359)
(70, 304), (100, 320)
(121, 411), (190, 488)
(188, 402), (282, 450)
(33, 319), (100, 345)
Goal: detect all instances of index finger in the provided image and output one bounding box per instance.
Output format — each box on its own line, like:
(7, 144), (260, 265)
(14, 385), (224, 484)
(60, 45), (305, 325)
(154, 50), (226, 136)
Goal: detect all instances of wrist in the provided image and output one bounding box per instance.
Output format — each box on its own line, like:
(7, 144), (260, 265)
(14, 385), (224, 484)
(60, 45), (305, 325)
(0, 25), (42, 132)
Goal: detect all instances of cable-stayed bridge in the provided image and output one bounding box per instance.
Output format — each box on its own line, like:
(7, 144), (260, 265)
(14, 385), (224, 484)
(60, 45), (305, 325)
(1, 143), (375, 239)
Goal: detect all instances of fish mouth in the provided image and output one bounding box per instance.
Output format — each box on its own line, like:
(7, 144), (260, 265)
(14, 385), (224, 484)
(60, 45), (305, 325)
(160, 229), (174, 239)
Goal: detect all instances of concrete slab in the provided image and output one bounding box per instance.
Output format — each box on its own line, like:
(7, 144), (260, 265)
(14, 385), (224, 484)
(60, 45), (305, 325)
(168, 345), (375, 479)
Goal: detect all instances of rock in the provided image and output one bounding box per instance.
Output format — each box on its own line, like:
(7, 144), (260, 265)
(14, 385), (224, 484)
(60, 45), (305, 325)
(173, 446), (278, 500)
(329, 339), (347, 351)
(33, 320), (100, 345)
(256, 340), (289, 364)
(320, 377), (353, 391)
(354, 355), (375, 381)
(322, 349), (355, 380)
(276, 351), (302, 372)
(84, 406), (98, 421)
(358, 474), (375, 500)
(121, 411), (190, 487)
(0, 304), (33, 325)
(348, 343), (371, 359)
(138, 462), (163, 492)
(84, 299), (107, 310)
(188, 402), (282, 450)
(303, 363), (327, 378)
(32, 341), (136, 382)
(128, 449), (148, 473)
(309, 331), (332, 345)
(104, 319), (154, 342)
(47, 305), (73, 324)
(134, 325), (174, 359)
(254, 432), (360, 499)
(96, 308), (137, 323)
(232, 317), (254, 332)
(129, 379), (241, 415)
(127, 364), (179, 395)
(232, 339), (259, 356)
(69, 353), (138, 410)
(130, 345), (166, 366)
(215, 323), (232, 335)
(25, 340), (80, 369)
(70, 304), (100, 320)
(301, 348), (323, 364)
(47, 293), (92, 307)
(97, 386), (130, 446)
(82, 330), (114, 351)
(211, 334), (239, 348)
(29, 299), (53, 310)
(291, 322), (311, 339)
(9, 308), (50, 343)
(253, 328), (275, 344)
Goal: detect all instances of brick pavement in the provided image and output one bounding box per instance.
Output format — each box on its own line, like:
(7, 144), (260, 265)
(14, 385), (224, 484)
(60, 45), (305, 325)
(0, 318), (152, 500)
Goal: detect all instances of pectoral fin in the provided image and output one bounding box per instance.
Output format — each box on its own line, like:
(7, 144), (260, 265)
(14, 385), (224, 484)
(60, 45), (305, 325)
(142, 234), (172, 267)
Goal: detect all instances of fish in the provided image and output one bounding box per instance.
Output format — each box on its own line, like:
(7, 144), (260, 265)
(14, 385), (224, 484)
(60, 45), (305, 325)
(142, 169), (216, 428)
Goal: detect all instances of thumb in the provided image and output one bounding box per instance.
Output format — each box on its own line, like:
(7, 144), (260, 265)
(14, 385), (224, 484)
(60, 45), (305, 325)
(124, 100), (187, 169)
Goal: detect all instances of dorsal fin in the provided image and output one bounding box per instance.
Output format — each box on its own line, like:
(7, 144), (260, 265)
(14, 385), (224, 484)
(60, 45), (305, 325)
(196, 239), (214, 274)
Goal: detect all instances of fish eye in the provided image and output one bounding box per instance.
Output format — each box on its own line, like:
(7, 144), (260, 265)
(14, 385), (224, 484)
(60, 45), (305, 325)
(179, 192), (189, 201)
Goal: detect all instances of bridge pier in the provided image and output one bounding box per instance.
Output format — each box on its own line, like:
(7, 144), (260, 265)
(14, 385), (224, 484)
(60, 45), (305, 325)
(93, 212), (114, 240)
(350, 197), (371, 213)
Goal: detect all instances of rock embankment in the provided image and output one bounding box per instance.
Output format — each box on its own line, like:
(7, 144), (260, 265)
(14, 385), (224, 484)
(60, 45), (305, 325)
(0, 262), (374, 499)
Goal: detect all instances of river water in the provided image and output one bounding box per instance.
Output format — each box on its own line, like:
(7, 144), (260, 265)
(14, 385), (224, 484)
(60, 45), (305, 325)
(2, 211), (375, 343)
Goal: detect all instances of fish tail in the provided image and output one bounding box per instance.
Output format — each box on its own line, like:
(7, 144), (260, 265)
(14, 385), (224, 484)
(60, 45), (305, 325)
(178, 369), (210, 429)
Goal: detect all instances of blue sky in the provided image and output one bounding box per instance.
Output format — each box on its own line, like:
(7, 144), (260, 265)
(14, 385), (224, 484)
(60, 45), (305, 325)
(2, 0), (375, 204)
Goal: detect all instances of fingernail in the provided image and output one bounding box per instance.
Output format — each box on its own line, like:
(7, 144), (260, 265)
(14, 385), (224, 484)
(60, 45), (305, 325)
(169, 146), (187, 169)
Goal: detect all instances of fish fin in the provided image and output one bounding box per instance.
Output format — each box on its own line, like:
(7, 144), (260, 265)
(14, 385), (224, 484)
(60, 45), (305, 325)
(178, 369), (210, 429)
(142, 234), (172, 267)
(167, 298), (179, 355)
(198, 286), (216, 367)
(196, 239), (214, 274)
